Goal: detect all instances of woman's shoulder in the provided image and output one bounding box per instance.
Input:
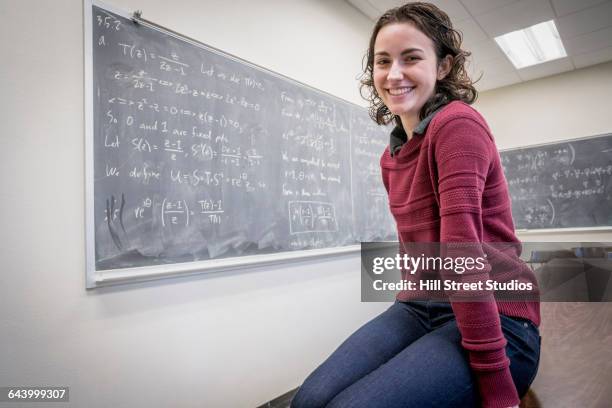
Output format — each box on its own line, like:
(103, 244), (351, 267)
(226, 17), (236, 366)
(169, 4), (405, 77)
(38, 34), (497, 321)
(428, 100), (492, 139)
(435, 100), (487, 126)
(425, 101), (496, 154)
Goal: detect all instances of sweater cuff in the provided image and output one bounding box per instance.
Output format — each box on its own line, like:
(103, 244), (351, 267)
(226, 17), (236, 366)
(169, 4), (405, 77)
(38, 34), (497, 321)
(475, 365), (520, 408)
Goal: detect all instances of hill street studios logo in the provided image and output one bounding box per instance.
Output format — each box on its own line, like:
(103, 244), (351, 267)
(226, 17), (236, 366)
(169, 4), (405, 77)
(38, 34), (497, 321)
(361, 242), (546, 302)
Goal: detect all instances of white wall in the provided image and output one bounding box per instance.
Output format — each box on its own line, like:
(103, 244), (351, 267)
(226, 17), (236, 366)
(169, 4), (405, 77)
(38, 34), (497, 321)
(0, 1), (389, 407)
(474, 60), (612, 243)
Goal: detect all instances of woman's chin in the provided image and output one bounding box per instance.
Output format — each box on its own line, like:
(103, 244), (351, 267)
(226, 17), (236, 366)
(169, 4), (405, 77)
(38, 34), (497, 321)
(388, 106), (416, 117)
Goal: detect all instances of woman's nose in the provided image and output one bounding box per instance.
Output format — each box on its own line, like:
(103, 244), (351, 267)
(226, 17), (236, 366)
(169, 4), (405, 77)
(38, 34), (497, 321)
(388, 61), (403, 80)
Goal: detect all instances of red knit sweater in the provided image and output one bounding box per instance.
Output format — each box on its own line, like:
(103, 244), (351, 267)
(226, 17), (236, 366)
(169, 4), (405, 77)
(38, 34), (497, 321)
(380, 101), (540, 408)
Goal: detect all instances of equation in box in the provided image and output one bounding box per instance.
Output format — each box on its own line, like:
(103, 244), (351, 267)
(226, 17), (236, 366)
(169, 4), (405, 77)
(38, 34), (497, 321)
(288, 201), (338, 234)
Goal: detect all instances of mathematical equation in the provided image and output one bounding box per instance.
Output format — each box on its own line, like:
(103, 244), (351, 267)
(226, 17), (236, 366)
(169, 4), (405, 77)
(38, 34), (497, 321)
(288, 201), (338, 234)
(91, 6), (394, 267)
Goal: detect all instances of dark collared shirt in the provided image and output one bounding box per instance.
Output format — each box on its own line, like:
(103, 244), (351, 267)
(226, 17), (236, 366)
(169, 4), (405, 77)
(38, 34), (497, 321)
(389, 104), (447, 157)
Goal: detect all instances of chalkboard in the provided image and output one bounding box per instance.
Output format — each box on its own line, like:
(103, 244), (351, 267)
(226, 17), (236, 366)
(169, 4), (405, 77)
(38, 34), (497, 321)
(500, 133), (612, 230)
(85, 1), (396, 287)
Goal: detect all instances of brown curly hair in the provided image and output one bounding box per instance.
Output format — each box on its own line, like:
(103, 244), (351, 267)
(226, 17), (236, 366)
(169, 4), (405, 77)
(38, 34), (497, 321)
(359, 2), (479, 127)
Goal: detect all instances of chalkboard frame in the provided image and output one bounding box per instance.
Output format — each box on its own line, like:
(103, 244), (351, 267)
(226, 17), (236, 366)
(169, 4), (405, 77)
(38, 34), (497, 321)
(84, 0), (394, 288)
(499, 132), (612, 233)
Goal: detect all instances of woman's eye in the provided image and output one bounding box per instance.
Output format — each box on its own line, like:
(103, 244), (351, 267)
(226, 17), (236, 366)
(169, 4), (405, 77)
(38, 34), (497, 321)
(405, 56), (420, 62)
(376, 59), (389, 65)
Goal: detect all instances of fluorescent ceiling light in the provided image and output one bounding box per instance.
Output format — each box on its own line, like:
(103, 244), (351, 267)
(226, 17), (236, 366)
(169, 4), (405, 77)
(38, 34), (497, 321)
(494, 20), (567, 69)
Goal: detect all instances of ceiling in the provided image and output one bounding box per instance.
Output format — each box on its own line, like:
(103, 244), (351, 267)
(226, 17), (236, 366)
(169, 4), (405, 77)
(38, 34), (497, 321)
(347, 0), (612, 91)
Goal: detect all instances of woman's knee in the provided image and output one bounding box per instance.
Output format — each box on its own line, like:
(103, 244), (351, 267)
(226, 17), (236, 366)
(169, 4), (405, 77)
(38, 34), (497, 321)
(290, 382), (335, 408)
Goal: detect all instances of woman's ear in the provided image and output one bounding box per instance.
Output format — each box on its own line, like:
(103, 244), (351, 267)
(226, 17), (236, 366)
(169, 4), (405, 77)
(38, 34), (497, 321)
(437, 55), (453, 80)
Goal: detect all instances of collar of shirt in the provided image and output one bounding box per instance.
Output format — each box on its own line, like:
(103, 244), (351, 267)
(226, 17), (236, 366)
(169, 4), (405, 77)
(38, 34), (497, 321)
(389, 104), (447, 157)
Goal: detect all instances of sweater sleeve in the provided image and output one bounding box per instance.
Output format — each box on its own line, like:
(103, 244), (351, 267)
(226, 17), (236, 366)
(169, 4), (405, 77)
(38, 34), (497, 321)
(433, 116), (520, 408)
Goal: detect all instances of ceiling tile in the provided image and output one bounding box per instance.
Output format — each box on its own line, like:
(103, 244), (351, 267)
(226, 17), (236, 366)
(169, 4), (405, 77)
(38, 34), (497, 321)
(466, 39), (508, 62)
(459, 0), (520, 16)
(368, 0), (403, 13)
(426, 0), (472, 21)
(475, 55), (516, 75)
(347, 0), (381, 20)
(468, 55), (517, 86)
(366, 0), (472, 21)
(551, 0), (611, 17)
(516, 57), (575, 81)
(453, 18), (490, 47)
(556, 1), (612, 39)
(474, 0), (555, 38)
(475, 70), (522, 91)
(572, 46), (612, 68)
(563, 26), (612, 56)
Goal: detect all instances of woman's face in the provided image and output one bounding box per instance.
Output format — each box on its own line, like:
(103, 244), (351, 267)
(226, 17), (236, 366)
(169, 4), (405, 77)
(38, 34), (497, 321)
(373, 22), (447, 125)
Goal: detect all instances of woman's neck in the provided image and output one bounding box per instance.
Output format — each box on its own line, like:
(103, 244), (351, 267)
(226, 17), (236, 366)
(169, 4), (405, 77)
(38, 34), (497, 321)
(399, 114), (418, 140)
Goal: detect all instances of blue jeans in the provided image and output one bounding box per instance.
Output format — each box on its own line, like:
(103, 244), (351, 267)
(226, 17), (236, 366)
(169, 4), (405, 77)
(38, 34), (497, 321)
(291, 300), (541, 408)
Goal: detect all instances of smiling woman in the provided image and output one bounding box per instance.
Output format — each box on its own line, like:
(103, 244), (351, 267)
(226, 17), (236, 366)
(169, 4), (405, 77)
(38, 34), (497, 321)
(291, 3), (541, 408)
(372, 23), (451, 133)
(360, 1), (476, 133)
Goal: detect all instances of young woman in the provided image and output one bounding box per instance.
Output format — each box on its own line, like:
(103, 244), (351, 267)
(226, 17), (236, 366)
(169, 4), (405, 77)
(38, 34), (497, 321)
(292, 3), (541, 408)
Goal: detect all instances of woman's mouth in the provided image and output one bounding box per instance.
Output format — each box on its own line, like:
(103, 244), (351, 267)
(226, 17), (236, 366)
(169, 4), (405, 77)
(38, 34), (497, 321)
(387, 87), (415, 97)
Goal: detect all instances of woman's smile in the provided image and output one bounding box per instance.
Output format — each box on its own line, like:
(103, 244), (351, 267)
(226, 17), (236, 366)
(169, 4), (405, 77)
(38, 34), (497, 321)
(387, 86), (416, 98)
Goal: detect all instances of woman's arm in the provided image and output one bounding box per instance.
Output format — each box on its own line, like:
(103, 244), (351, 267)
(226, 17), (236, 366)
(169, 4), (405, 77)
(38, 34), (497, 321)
(433, 115), (520, 408)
